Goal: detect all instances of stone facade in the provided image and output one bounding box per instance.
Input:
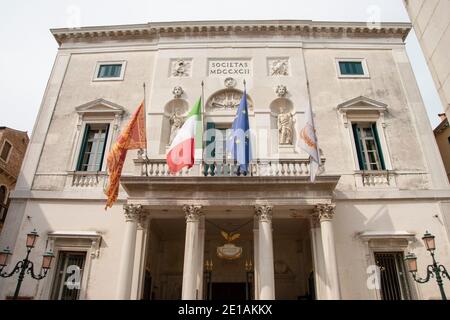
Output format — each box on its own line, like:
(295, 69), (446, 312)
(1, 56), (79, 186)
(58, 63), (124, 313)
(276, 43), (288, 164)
(403, 0), (450, 115)
(0, 127), (29, 234)
(0, 20), (450, 300)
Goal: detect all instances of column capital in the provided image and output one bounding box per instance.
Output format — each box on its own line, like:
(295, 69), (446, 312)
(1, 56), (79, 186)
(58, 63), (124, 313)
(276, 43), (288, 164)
(183, 204), (203, 222)
(123, 204), (144, 223)
(254, 205), (273, 222)
(313, 203), (336, 222)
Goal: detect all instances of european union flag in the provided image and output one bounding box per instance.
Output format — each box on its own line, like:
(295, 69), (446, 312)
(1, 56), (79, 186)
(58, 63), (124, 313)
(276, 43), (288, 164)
(227, 90), (252, 175)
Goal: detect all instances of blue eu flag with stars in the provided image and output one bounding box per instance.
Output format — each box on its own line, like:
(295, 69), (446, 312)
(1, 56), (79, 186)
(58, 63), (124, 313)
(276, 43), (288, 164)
(227, 89), (252, 175)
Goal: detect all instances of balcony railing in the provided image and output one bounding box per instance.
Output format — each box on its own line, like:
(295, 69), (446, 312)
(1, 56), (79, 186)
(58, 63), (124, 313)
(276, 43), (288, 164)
(134, 158), (320, 177)
(361, 170), (391, 187)
(67, 171), (108, 188)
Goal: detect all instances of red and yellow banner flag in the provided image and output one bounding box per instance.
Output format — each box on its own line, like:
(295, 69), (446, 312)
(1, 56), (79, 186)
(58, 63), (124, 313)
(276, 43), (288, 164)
(104, 102), (146, 209)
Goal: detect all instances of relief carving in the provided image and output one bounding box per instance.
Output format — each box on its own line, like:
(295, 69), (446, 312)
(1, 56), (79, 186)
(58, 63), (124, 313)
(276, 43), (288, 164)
(171, 59), (191, 77)
(172, 86), (184, 99)
(270, 59), (289, 76)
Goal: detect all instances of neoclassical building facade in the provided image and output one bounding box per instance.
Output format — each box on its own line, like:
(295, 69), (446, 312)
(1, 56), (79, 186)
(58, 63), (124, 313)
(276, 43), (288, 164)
(1, 20), (450, 300)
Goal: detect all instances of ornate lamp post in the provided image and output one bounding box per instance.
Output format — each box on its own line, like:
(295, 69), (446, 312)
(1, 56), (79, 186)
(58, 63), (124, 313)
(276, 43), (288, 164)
(404, 231), (450, 300)
(0, 230), (55, 300)
(204, 259), (213, 300)
(245, 260), (254, 301)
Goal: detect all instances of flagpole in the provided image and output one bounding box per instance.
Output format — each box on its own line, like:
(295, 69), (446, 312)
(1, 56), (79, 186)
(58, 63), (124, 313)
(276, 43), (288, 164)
(143, 82), (149, 176)
(201, 81), (206, 164)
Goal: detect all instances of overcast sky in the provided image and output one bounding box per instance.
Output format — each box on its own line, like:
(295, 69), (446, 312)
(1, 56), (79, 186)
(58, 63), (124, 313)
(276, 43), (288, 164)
(0, 0), (444, 133)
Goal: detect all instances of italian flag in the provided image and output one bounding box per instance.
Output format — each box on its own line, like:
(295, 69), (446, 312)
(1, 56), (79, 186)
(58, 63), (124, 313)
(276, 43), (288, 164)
(166, 98), (202, 173)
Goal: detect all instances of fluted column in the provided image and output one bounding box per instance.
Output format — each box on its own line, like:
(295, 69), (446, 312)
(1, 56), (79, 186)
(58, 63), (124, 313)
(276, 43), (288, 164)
(254, 205), (275, 300)
(182, 204), (203, 300)
(131, 214), (150, 300)
(314, 204), (341, 300)
(116, 204), (144, 299)
(253, 220), (260, 300)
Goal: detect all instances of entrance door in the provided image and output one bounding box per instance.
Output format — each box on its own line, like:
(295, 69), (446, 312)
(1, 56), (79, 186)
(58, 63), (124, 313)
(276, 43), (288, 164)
(211, 283), (246, 300)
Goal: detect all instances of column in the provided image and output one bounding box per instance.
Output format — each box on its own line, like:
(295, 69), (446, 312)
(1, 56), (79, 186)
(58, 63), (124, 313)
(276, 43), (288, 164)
(310, 216), (327, 300)
(196, 217), (205, 300)
(253, 220), (260, 300)
(181, 204), (203, 300)
(254, 205), (275, 300)
(130, 214), (150, 300)
(116, 204), (143, 299)
(314, 204), (341, 300)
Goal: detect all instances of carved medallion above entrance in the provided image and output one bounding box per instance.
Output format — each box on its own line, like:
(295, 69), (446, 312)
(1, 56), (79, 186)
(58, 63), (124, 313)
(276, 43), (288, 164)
(206, 89), (253, 113)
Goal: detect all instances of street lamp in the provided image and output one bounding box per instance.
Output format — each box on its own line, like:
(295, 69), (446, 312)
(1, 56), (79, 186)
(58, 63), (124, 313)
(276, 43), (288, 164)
(204, 259), (213, 300)
(0, 230), (55, 299)
(245, 260), (254, 301)
(404, 231), (450, 300)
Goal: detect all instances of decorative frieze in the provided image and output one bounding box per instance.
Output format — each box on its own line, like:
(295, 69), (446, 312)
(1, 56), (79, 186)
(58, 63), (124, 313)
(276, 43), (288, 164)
(254, 205), (273, 222)
(183, 204), (203, 222)
(313, 204), (336, 222)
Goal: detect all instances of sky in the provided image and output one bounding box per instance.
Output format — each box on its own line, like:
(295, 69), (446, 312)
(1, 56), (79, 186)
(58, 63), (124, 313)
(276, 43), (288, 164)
(0, 0), (445, 133)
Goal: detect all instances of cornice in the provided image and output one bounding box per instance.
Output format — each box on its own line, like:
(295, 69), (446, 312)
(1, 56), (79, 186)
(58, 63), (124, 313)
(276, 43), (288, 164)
(51, 20), (412, 46)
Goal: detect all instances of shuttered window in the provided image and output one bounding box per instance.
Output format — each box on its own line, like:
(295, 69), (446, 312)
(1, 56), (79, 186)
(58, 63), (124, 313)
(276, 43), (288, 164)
(77, 124), (110, 172)
(352, 122), (386, 170)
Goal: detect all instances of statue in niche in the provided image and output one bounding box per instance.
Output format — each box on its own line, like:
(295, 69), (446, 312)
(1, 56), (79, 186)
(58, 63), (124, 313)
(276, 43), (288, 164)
(169, 111), (184, 144)
(277, 106), (294, 145)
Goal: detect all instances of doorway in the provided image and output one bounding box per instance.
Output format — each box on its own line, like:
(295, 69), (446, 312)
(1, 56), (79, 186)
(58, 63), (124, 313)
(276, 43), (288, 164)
(211, 283), (246, 300)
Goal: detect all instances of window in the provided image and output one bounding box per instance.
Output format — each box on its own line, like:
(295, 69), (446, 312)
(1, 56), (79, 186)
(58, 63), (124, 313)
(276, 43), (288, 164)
(51, 251), (86, 300)
(352, 122), (386, 171)
(93, 61), (126, 81)
(336, 59), (369, 78)
(76, 124), (110, 172)
(339, 61), (364, 75)
(98, 64), (122, 78)
(374, 252), (411, 300)
(0, 141), (12, 162)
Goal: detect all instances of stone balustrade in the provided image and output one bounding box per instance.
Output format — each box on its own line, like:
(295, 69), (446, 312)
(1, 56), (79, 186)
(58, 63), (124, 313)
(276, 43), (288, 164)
(134, 158), (319, 177)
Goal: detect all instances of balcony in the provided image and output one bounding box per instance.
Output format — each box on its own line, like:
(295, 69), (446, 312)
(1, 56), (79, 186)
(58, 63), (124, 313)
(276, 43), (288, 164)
(133, 158), (321, 178)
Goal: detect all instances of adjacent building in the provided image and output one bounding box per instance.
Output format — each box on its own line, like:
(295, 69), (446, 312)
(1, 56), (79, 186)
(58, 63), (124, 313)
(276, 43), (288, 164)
(0, 20), (450, 300)
(0, 127), (29, 234)
(434, 113), (450, 181)
(403, 0), (450, 115)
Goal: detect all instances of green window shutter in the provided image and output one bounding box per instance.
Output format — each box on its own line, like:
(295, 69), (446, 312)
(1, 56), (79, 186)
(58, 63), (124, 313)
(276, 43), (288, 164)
(98, 124), (110, 172)
(371, 123), (386, 170)
(352, 123), (366, 170)
(76, 124), (91, 171)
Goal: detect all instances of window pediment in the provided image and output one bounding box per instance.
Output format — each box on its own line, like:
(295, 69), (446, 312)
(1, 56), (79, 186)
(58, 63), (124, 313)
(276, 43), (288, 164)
(337, 96), (387, 127)
(75, 98), (126, 117)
